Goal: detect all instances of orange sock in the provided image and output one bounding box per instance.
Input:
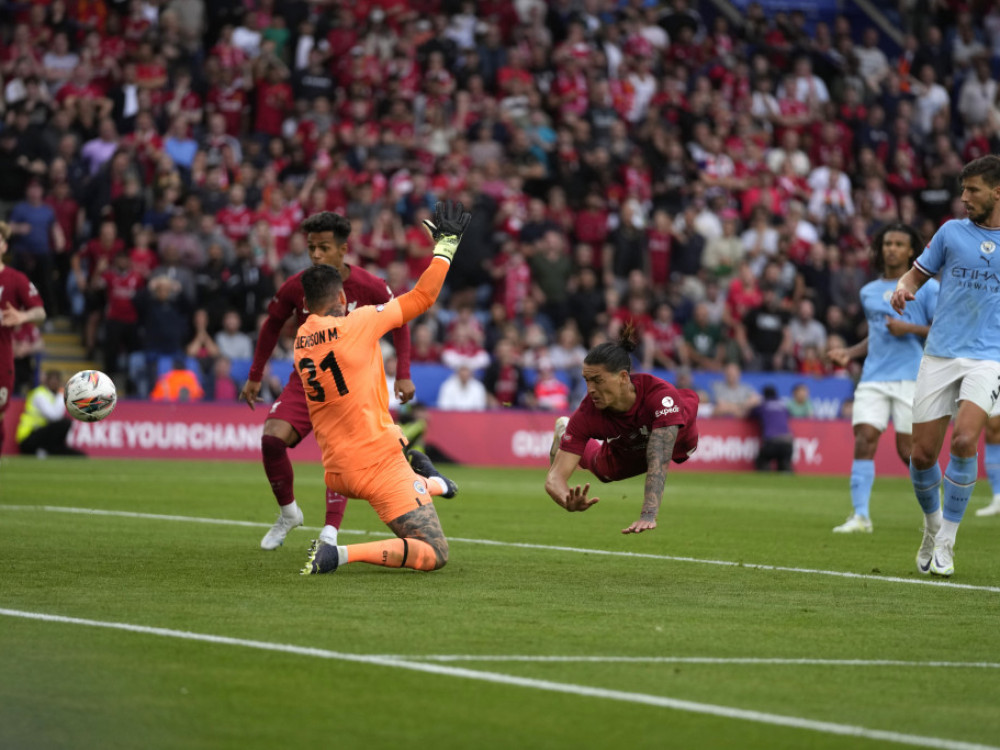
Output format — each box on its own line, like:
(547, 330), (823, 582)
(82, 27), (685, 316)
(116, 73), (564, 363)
(344, 538), (439, 570)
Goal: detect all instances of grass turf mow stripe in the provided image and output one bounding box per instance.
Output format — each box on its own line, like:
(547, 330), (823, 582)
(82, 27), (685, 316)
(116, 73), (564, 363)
(2, 504), (999, 595)
(0, 607), (997, 750)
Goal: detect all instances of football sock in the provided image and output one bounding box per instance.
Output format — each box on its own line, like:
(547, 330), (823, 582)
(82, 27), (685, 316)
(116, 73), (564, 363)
(319, 524), (338, 545)
(938, 518), (960, 545)
(261, 435), (295, 506)
(339, 538), (439, 571)
(984, 442), (1000, 498)
(909, 461), (942, 515)
(280, 500), (300, 519)
(849, 459), (875, 519)
(942, 453), (977, 524)
(324, 489), (348, 528)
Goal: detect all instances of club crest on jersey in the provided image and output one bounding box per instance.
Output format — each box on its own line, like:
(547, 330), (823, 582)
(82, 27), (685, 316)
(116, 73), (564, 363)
(882, 289), (894, 302)
(981, 240), (996, 255)
(413, 480), (427, 494)
(347, 301), (358, 312)
(376, 304), (385, 312)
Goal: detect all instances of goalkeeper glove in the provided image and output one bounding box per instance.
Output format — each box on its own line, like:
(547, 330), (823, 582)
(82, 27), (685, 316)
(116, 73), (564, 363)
(422, 200), (473, 263)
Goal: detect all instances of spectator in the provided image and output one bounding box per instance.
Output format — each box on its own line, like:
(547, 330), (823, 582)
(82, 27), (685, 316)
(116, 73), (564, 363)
(9, 179), (62, 313)
(151, 355), (205, 402)
(683, 301), (727, 372)
(215, 309), (254, 362)
(95, 251), (144, 382)
(786, 383), (814, 418)
(16, 369), (85, 458)
(750, 385), (793, 473)
(437, 364), (488, 411)
(534, 361), (570, 412)
(786, 299), (828, 367)
(209, 356), (238, 402)
(739, 286), (791, 371)
(483, 339), (533, 409)
(711, 363), (762, 418)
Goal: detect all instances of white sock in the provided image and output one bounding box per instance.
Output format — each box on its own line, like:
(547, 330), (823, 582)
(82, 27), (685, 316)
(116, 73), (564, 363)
(337, 545), (349, 564)
(281, 501), (300, 519)
(430, 476), (448, 494)
(924, 509), (942, 534)
(319, 525), (338, 545)
(937, 519), (960, 545)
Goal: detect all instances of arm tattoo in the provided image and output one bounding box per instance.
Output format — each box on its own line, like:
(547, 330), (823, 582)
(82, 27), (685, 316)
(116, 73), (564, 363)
(641, 425), (678, 521)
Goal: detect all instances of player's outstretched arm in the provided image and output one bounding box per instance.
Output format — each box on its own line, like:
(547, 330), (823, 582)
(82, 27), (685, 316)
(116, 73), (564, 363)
(890, 267), (930, 314)
(545, 450), (599, 512)
(623, 425), (679, 534)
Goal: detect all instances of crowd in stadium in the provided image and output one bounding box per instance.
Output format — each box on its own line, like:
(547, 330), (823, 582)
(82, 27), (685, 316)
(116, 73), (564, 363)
(2, 0), (998, 407)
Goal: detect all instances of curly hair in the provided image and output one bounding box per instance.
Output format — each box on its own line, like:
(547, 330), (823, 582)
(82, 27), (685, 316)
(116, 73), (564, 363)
(300, 212), (352, 243)
(871, 222), (922, 275)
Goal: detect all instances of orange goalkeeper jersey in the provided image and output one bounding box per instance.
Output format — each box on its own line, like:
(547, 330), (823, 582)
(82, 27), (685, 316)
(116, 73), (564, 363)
(292, 256), (449, 475)
(294, 299), (406, 474)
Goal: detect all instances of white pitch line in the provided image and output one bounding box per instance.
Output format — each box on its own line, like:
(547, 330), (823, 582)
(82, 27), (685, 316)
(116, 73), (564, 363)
(3, 504), (1000, 594)
(377, 655), (1000, 669)
(0, 607), (996, 750)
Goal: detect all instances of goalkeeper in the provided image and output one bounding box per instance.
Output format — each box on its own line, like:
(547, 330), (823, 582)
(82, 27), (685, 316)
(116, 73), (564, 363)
(299, 201), (472, 574)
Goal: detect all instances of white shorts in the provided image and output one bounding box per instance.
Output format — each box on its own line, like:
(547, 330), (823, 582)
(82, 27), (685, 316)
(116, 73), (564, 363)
(912, 355), (1000, 423)
(852, 381), (915, 434)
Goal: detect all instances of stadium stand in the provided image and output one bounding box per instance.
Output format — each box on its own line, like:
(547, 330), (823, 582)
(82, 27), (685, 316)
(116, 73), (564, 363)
(0, 0), (993, 407)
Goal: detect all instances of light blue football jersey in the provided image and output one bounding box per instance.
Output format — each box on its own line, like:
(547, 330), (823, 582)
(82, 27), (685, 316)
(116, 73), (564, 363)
(860, 277), (939, 382)
(914, 219), (1000, 360)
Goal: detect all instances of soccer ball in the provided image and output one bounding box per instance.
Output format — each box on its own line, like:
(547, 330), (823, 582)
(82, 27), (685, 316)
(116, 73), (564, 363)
(64, 370), (117, 422)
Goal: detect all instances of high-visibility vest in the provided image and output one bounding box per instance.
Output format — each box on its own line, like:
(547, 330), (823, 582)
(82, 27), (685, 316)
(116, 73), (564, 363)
(150, 369), (204, 402)
(16, 385), (60, 443)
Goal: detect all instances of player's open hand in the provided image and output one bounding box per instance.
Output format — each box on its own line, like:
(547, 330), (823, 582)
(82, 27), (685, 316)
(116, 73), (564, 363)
(423, 200), (473, 263)
(562, 483), (599, 512)
(240, 379), (263, 410)
(889, 287), (913, 314)
(622, 518), (657, 534)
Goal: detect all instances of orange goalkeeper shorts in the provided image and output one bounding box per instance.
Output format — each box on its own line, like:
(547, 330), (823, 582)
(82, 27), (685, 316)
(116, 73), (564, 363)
(324, 450), (433, 524)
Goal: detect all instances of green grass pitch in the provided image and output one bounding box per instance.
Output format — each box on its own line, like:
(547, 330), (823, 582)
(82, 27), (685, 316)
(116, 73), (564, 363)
(1, 457), (999, 750)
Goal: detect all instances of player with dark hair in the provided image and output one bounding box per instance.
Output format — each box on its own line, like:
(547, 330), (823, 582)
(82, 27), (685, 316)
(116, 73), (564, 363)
(298, 201), (471, 574)
(0, 221), (46, 463)
(545, 322), (700, 534)
(240, 211), (420, 551)
(891, 154), (1000, 576)
(827, 222), (937, 533)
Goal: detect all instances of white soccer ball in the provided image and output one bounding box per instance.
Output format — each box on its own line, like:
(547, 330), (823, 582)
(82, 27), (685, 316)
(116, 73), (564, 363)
(64, 370), (117, 422)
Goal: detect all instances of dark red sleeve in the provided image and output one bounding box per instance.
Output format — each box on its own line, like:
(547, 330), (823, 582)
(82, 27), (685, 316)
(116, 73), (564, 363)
(644, 378), (691, 431)
(18, 271), (44, 310)
(560, 404), (595, 456)
(392, 322), (411, 380)
(248, 279), (298, 381)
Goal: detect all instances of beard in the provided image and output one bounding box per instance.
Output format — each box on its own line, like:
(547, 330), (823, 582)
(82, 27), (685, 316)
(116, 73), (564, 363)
(969, 197), (996, 225)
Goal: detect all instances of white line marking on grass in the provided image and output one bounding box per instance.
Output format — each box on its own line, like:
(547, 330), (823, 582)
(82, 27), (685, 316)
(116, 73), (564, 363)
(0, 607), (996, 750)
(3, 504), (1000, 594)
(378, 655), (1000, 669)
